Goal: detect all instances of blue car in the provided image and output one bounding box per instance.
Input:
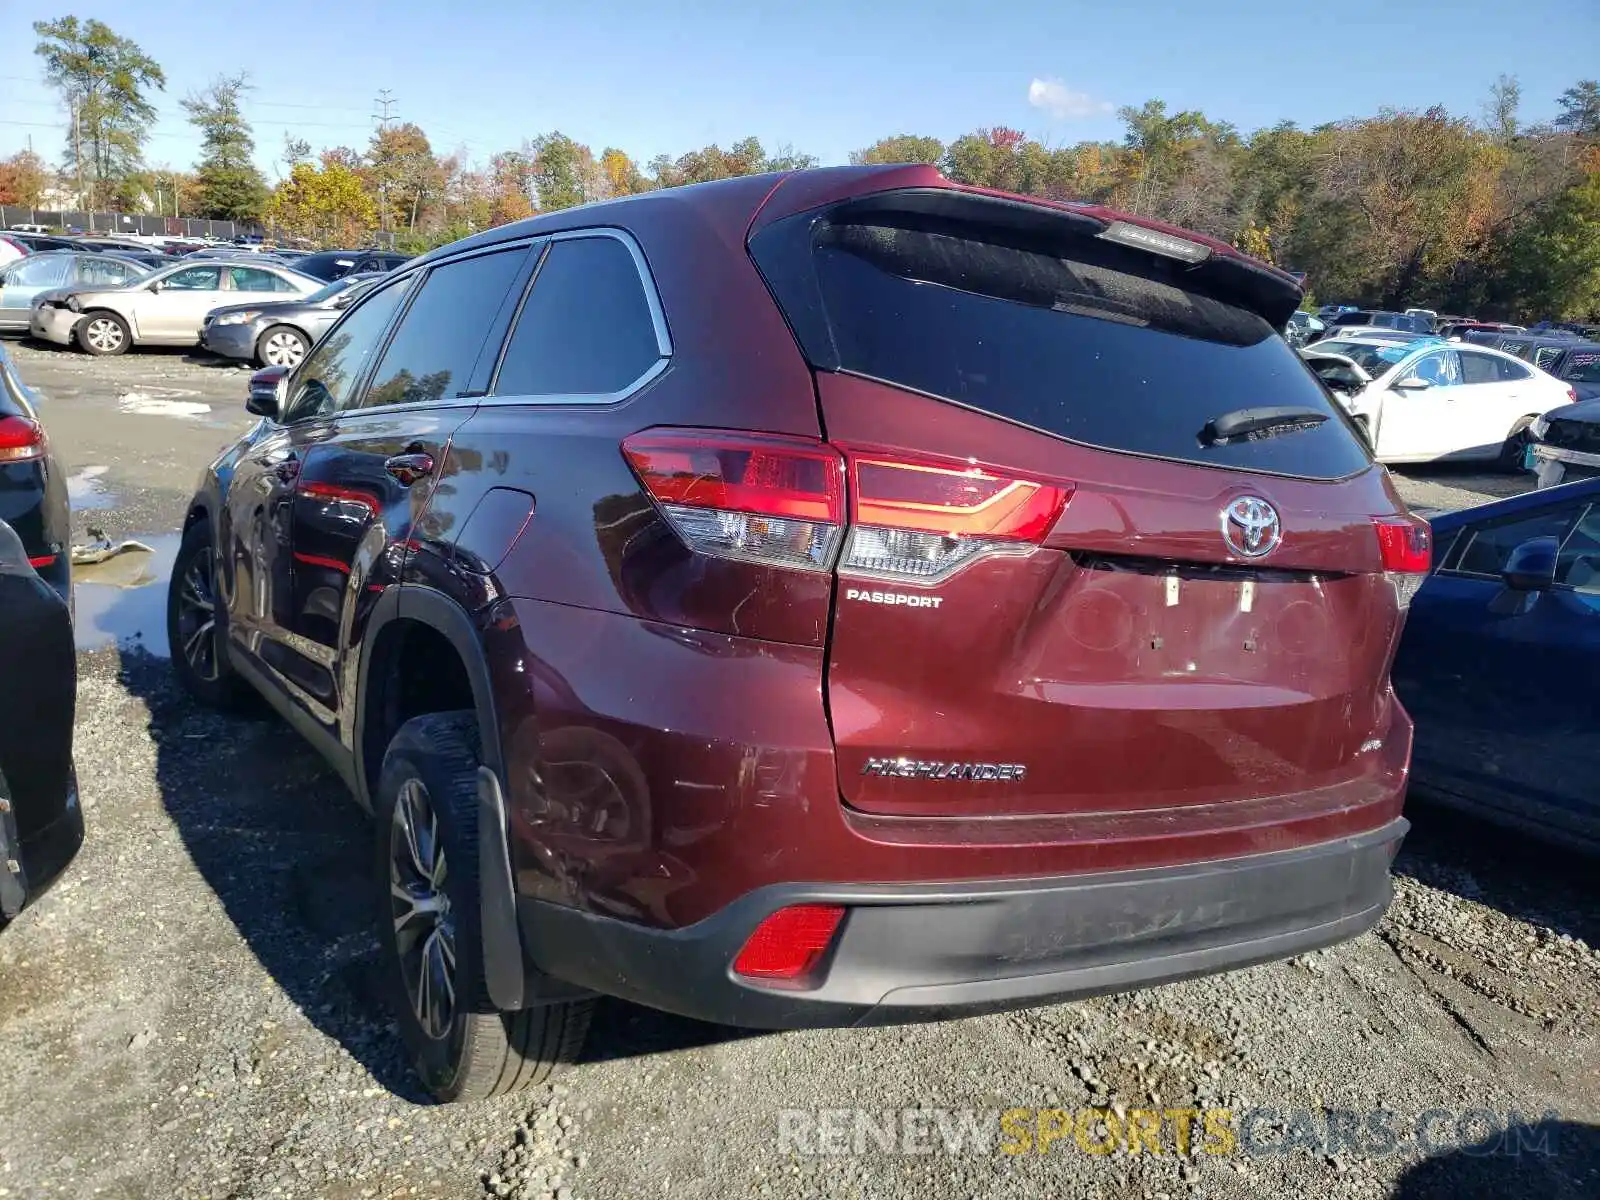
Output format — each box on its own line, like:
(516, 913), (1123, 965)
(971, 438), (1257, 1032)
(1393, 478), (1600, 850)
(0, 251), (151, 333)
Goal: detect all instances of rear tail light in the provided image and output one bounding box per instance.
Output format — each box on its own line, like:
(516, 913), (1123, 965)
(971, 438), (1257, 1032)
(840, 453), (1072, 582)
(1375, 516), (1432, 608)
(623, 430), (845, 571)
(625, 430), (1072, 583)
(0, 415), (46, 463)
(1567, 386), (1579, 405)
(732, 904), (844, 982)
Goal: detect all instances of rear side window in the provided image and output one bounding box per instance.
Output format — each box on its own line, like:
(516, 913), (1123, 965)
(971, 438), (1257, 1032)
(1534, 346), (1565, 370)
(78, 257), (136, 286)
(1458, 351), (1501, 385)
(754, 211), (1372, 479)
(362, 248), (528, 409)
(493, 236), (662, 398)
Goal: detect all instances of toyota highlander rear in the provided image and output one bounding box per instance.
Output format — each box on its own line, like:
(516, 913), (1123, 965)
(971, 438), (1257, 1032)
(517, 173), (1420, 1029)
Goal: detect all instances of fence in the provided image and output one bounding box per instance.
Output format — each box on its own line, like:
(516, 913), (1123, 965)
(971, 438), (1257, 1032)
(0, 206), (259, 240)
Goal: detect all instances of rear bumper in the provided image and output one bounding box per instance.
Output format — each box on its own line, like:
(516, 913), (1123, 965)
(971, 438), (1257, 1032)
(1530, 444), (1600, 489)
(520, 817), (1406, 1028)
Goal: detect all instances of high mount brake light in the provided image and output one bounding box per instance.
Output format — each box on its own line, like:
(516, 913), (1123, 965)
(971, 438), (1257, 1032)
(0, 415), (45, 463)
(1374, 516), (1432, 608)
(625, 430), (1072, 582)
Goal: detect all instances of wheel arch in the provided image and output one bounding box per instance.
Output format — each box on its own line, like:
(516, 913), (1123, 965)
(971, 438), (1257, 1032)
(354, 585), (505, 813)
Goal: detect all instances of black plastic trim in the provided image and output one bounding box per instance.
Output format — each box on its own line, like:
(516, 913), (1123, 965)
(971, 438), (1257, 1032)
(518, 819), (1407, 1029)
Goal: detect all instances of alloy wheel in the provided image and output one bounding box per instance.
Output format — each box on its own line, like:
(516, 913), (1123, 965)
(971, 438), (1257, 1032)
(174, 546), (220, 682)
(389, 777), (456, 1041)
(262, 331), (305, 367)
(85, 317), (124, 353)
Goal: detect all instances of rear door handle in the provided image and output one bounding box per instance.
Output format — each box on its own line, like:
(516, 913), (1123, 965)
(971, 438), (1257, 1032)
(384, 452), (435, 487)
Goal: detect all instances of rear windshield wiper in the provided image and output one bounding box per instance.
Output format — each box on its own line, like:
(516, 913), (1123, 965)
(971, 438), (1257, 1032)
(1199, 406), (1328, 447)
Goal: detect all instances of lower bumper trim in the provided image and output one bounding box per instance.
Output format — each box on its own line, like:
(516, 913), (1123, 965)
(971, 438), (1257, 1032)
(518, 818), (1407, 1029)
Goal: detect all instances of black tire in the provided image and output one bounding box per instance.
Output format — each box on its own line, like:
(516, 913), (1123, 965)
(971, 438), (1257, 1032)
(254, 324), (310, 369)
(375, 711), (592, 1103)
(76, 310), (131, 356)
(166, 520), (252, 709)
(1499, 416), (1537, 473)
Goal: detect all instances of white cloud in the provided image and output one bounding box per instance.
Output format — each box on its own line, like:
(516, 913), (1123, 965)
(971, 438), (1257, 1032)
(1027, 78), (1113, 120)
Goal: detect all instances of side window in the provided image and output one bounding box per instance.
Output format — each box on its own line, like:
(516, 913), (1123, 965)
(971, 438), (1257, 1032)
(1533, 346), (1565, 371)
(1405, 350), (1459, 388)
(77, 257), (134, 285)
(1496, 355), (1532, 382)
(12, 256), (70, 287)
(1563, 351), (1600, 385)
(284, 280), (409, 421)
(1447, 506), (1582, 578)
(1557, 506), (1600, 593)
(163, 266), (222, 291)
(494, 236), (662, 398)
(362, 249), (527, 409)
(228, 266), (280, 292)
(1458, 351), (1502, 386)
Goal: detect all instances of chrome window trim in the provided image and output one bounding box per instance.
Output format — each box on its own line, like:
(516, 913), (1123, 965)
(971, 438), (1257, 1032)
(482, 227), (672, 407)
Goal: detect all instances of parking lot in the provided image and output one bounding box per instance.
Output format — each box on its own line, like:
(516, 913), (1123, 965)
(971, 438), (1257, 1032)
(0, 340), (1597, 1200)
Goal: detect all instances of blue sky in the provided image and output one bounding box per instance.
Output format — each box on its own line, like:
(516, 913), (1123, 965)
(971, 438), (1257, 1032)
(2, 0), (1596, 179)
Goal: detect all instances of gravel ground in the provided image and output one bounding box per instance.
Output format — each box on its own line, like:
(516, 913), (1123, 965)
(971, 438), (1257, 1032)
(1, 342), (1596, 1200)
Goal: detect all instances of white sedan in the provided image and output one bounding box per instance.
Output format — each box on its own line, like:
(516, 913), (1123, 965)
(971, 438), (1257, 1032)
(1300, 337), (1578, 467)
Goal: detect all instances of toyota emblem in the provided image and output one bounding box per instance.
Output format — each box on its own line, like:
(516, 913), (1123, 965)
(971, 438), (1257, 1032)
(1222, 496), (1282, 558)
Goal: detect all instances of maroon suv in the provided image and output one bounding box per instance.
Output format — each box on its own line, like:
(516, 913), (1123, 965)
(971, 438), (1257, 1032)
(168, 165), (1426, 1102)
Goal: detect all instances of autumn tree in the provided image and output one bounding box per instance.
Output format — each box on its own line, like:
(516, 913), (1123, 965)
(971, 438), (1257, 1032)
(183, 73), (268, 220)
(850, 135), (945, 166)
(267, 161), (376, 246)
(368, 123), (445, 232)
(0, 151), (50, 207)
(33, 16), (165, 208)
(599, 147), (647, 196)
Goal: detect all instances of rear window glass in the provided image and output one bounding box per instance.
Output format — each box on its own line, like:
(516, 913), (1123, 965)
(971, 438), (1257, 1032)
(755, 213), (1371, 479)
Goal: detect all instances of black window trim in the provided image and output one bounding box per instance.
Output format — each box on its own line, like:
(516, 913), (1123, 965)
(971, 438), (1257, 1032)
(281, 269), (423, 424)
(296, 240), (536, 421)
(483, 227), (673, 407)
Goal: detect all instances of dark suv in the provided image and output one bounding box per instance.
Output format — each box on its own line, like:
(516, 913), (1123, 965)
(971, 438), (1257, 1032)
(167, 165), (1424, 1102)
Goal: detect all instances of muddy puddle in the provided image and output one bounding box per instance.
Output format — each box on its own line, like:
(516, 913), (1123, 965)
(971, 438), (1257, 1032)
(65, 465), (117, 510)
(72, 533), (180, 656)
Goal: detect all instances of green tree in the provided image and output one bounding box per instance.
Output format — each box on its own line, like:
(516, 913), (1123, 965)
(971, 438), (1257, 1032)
(850, 134), (945, 166)
(183, 73), (267, 220)
(1499, 153), (1600, 318)
(1484, 74), (1521, 144)
(33, 16), (166, 208)
(528, 132), (595, 210)
(1555, 80), (1600, 138)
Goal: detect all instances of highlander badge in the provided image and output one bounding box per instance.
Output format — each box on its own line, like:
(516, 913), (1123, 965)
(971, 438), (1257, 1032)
(861, 758), (1027, 781)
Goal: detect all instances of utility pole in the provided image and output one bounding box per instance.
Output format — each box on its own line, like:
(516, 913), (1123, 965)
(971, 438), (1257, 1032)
(371, 90), (398, 245)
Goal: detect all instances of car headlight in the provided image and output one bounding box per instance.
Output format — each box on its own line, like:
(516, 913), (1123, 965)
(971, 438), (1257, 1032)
(1528, 415), (1550, 440)
(212, 310), (261, 327)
